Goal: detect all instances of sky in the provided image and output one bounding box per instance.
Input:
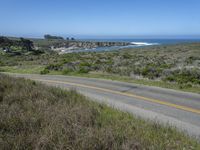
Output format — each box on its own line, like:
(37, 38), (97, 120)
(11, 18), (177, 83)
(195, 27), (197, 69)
(0, 0), (200, 39)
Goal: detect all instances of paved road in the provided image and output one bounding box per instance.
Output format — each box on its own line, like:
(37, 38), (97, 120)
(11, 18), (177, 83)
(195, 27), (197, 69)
(7, 73), (200, 139)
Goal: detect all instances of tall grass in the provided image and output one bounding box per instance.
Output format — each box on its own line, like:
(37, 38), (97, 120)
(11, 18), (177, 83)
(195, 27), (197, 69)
(0, 74), (199, 150)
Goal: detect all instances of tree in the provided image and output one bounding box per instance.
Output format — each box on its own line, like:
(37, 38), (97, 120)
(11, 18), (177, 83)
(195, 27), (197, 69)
(44, 34), (51, 39)
(0, 36), (13, 47)
(71, 37), (75, 41)
(44, 34), (64, 40)
(20, 38), (34, 51)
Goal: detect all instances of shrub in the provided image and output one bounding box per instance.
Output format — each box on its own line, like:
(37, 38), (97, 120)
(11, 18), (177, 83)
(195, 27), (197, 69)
(122, 52), (132, 59)
(79, 61), (91, 67)
(62, 68), (73, 75)
(163, 68), (200, 85)
(78, 67), (90, 73)
(40, 68), (49, 74)
(0, 60), (4, 66)
(46, 63), (63, 71)
(0, 68), (4, 72)
(141, 66), (162, 79)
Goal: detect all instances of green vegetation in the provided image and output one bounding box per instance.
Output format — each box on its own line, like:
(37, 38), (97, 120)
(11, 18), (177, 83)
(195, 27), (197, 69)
(0, 65), (44, 74)
(44, 34), (75, 41)
(0, 74), (199, 149)
(44, 34), (64, 40)
(0, 36), (34, 52)
(64, 72), (200, 94)
(37, 43), (200, 88)
(0, 38), (200, 93)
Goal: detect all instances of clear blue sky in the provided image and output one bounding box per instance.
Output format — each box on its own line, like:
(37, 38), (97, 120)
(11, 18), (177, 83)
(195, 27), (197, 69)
(0, 0), (200, 38)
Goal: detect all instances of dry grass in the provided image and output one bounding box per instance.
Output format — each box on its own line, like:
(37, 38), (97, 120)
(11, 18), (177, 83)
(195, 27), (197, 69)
(0, 74), (199, 150)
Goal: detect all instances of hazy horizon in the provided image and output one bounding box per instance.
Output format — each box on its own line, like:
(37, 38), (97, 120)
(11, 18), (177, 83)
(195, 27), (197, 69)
(2, 34), (200, 40)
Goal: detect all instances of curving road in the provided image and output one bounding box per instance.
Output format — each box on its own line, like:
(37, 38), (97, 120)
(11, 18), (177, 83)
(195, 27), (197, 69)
(7, 73), (200, 139)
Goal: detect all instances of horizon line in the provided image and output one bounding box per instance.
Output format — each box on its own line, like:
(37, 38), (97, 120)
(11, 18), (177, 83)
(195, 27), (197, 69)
(1, 34), (200, 39)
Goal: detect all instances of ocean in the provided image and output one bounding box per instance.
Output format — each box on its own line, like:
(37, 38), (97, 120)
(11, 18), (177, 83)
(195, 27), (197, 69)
(83, 38), (200, 44)
(70, 39), (200, 53)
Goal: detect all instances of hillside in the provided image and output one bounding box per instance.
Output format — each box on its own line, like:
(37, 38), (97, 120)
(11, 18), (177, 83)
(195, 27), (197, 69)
(0, 74), (200, 149)
(1, 42), (200, 93)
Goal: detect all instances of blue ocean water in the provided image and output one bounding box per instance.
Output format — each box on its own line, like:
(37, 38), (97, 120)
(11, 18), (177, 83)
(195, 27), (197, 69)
(83, 39), (200, 45)
(70, 39), (200, 53)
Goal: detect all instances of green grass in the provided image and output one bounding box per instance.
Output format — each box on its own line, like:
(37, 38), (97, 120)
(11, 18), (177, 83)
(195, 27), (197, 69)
(0, 65), (45, 74)
(0, 74), (199, 149)
(1, 65), (200, 94)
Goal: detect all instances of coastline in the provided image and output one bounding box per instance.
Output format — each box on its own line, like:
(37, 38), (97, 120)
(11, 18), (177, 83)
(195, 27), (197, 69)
(48, 39), (200, 54)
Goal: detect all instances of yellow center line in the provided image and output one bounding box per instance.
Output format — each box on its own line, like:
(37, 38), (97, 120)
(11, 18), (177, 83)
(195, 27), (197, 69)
(34, 78), (200, 115)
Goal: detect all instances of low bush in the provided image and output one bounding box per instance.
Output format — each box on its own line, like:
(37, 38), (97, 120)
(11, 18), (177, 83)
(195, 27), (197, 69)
(78, 66), (90, 73)
(40, 68), (49, 74)
(62, 68), (74, 74)
(163, 68), (200, 85)
(46, 63), (63, 71)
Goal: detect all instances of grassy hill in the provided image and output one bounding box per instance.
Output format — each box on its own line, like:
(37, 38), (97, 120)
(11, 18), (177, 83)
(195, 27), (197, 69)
(0, 74), (199, 149)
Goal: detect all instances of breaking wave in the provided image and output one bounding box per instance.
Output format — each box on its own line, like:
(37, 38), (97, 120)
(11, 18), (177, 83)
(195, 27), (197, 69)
(131, 42), (159, 46)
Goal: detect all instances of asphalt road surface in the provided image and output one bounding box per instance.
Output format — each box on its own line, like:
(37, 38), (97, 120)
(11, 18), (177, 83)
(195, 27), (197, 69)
(7, 73), (200, 139)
